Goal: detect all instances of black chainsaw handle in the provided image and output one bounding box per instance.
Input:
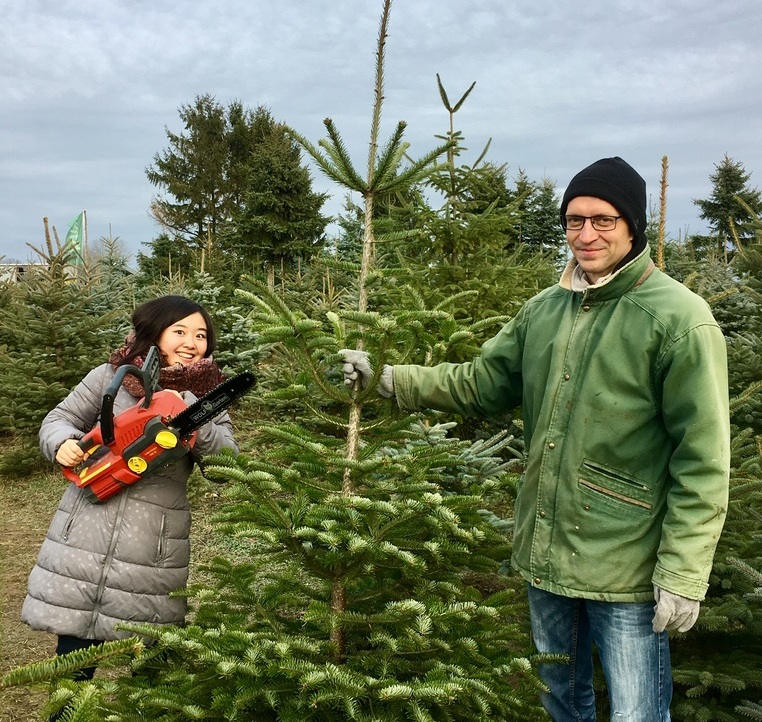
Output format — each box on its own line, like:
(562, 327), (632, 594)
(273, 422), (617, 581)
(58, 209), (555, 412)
(99, 346), (162, 445)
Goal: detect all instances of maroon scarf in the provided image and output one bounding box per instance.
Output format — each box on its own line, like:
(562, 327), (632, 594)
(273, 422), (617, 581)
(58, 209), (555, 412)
(108, 338), (223, 398)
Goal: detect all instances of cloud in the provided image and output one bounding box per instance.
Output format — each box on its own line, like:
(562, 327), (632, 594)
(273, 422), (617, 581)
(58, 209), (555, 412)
(1, 0), (761, 260)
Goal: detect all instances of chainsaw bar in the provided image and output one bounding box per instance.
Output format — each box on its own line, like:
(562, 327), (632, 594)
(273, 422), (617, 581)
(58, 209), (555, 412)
(169, 370), (256, 438)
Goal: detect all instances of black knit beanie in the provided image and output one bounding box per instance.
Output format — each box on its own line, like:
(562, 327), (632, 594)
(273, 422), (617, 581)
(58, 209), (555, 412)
(560, 157), (648, 264)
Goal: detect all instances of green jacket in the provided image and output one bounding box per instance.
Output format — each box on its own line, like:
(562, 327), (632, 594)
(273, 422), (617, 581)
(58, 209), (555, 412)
(394, 250), (729, 602)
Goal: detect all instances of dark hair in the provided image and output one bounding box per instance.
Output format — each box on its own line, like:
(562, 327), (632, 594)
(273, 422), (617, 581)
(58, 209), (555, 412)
(119, 295), (217, 366)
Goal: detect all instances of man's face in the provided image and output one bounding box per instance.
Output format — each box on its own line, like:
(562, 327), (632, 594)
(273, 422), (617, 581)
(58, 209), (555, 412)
(565, 196), (634, 283)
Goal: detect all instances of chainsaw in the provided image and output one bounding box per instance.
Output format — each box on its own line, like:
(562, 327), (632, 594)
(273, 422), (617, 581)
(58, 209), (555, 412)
(63, 346), (255, 503)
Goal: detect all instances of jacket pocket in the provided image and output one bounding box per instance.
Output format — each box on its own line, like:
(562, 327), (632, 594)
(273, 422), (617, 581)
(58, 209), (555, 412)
(61, 493), (87, 542)
(577, 460), (653, 515)
(155, 513), (168, 565)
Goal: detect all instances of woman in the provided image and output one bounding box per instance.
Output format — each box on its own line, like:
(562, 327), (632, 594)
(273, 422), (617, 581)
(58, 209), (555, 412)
(22, 295), (238, 677)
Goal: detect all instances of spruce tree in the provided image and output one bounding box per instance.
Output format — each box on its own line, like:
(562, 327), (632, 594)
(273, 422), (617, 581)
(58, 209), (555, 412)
(146, 94), (231, 248)
(135, 232), (197, 283)
(146, 98), (330, 288)
(511, 171), (565, 265)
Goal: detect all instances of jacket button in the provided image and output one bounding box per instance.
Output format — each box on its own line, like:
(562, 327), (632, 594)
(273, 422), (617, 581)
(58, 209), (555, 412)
(564, 373), (570, 380)
(584, 505), (590, 511)
(539, 510), (546, 518)
(548, 442), (555, 449)
(534, 577), (541, 586)
(582, 305), (591, 312)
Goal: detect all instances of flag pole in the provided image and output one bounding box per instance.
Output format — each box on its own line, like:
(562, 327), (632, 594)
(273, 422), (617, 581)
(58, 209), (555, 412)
(83, 209), (88, 262)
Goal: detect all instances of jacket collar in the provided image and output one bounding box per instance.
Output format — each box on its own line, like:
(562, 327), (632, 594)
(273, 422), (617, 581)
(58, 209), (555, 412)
(559, 247), (654, 302)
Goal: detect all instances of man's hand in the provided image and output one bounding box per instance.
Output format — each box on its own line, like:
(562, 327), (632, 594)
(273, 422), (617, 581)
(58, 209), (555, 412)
(338, 349), (394, 398)
(652, 586), (700, 633)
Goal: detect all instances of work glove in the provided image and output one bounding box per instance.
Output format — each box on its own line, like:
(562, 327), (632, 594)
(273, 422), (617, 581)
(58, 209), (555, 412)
(652, 585), (700, 633)
(338, 349), (395, 398)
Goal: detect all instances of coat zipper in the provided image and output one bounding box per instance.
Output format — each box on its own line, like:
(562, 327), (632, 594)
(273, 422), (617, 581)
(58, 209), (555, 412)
(86, 489), (130, 638)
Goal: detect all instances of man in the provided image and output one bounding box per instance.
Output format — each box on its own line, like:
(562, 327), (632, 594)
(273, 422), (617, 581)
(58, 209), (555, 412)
(340, 157), (730, 721)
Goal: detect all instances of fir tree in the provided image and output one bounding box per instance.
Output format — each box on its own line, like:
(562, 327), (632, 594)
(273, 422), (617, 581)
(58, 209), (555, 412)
(371, 75), (559, 333)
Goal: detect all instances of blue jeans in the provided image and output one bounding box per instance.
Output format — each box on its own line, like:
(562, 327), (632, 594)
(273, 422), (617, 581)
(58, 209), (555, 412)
(527, 585), (672, 722)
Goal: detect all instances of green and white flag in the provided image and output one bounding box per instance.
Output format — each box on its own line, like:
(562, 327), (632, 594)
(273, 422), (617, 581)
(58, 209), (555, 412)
(64, 211), (85, 265)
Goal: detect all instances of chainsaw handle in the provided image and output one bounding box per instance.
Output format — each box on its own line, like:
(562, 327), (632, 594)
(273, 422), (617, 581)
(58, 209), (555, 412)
(99, 347), (162, 444)
(62, 442), (109, 481)
(141, 346), (162, 405)
(76, 431), (102, 454)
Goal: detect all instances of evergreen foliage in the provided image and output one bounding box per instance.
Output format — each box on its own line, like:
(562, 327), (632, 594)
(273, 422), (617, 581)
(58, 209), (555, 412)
(1, 3), (547, 718)
(665, 212), (762, 720)
(690, 154), (762, 261)
(3, 283), (547, 719)
(0, 234), (258, 476)
(362, 75), (560, 335)
(135, 232), (196, 282)
(669, 477), (762, 721)
(511, 170), (566, 265)
(146, 94), (233, 246)
(145, 97), (329, 287)
(0, 235), (131, 475)
(223, 113), (329, 286)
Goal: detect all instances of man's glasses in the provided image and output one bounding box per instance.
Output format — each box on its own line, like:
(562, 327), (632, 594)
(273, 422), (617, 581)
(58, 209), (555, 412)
(562, 215), (623, 231)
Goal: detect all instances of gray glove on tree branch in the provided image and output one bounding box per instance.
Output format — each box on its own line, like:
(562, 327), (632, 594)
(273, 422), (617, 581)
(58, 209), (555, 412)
(652, 585), (700, 633)
(338, 349), (394, 398)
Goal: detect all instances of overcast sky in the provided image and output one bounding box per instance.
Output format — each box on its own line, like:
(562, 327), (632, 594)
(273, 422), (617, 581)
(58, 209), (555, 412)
(1, 0), (761, 263)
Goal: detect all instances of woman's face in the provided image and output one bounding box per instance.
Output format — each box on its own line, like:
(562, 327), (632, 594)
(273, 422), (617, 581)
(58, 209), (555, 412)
(157, 312), (208, 366)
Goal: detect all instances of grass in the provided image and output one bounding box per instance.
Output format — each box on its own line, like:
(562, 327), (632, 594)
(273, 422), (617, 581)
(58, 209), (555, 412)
(0, 468), (61, 721)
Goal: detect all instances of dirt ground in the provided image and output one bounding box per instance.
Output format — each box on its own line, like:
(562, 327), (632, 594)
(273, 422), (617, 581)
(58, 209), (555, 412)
(0, 468), (222, 721)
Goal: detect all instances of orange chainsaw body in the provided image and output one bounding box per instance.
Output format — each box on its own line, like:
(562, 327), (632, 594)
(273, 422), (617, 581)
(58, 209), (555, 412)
(63, 390), (197, 503)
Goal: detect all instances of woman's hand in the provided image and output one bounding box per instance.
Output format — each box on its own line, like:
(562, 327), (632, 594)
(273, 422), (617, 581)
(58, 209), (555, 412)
(56, 439), (86, 467)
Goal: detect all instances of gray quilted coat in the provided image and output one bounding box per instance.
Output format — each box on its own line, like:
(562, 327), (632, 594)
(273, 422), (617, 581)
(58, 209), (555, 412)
(22, 363), (238, 640)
